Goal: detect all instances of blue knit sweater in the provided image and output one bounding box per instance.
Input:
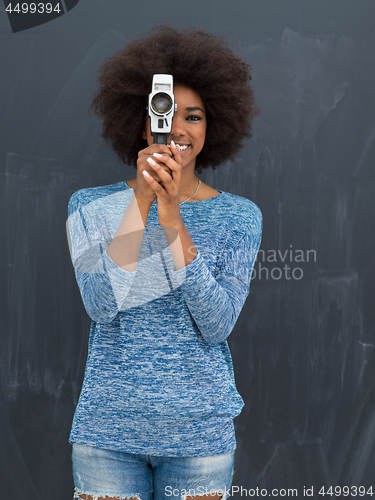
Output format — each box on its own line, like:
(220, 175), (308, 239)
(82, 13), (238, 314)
(67, 180), (262, 457)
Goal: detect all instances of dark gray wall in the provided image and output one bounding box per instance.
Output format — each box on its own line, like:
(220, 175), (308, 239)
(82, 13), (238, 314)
(1, 1), (375, 498)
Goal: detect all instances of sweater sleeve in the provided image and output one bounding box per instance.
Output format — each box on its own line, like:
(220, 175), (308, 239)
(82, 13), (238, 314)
(170, 207), (262, 344)
(66, 191), (137, 323)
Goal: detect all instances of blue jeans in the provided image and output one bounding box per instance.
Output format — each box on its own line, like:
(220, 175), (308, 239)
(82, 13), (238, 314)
(72, 443), (235, 500)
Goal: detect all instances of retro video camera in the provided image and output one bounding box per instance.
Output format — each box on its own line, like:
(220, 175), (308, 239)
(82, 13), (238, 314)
(148, 74), (177, 145)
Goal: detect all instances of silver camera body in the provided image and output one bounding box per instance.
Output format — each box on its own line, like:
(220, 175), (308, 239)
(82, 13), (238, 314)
(148, 74), (177, 144)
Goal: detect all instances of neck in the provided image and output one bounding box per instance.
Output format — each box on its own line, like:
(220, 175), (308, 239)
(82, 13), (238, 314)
(180, 176), (200, 202)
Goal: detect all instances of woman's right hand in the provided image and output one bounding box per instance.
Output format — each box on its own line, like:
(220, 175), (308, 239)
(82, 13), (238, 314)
(135, 143), (172, 204)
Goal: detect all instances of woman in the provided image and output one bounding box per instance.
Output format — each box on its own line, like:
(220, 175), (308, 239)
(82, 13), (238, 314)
(67, 25), (262, 500)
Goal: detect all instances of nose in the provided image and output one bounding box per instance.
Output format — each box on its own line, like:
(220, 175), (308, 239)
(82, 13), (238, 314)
(169, 113), (185, 138)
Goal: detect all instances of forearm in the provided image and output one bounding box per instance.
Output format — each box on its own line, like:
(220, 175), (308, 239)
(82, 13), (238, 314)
(163, 222), (261, 344)
(107, 192), (153, 271)
(168, 249), (247, 343)
(162, 219), (198, 271)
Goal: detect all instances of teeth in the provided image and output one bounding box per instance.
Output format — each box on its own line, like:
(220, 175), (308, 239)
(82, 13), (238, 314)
(168, 144), (189, 151)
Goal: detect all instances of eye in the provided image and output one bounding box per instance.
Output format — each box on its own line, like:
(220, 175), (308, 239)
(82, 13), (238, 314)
(186, 115), (202, 121)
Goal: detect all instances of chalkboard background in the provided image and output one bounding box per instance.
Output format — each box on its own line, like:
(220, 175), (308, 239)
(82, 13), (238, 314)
(1, 1), (375, 498)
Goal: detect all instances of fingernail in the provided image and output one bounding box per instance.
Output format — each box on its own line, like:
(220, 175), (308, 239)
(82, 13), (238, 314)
(147, 157), (157, 166)
(142, 170), (150, 178)
(170, 140), (175, 148)
(153, 152), (163, 158)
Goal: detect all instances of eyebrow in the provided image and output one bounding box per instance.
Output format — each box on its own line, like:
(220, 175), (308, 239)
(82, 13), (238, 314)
(185, 106), (204, 112)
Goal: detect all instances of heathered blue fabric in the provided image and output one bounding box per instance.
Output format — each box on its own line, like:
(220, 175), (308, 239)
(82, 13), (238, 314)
(67, 180), (262, 457)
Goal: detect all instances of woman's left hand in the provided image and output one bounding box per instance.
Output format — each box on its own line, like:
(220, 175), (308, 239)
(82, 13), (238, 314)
(142, 140), (183, 228)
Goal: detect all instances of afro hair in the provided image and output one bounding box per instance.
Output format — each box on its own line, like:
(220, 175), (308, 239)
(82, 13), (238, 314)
(88, 25), (259, 174)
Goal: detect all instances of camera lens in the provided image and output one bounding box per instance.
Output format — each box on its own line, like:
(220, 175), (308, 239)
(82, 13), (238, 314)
(151, 93), (172, 114)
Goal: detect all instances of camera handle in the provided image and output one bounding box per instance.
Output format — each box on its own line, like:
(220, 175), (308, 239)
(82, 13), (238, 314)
(153, 134), (168, 145)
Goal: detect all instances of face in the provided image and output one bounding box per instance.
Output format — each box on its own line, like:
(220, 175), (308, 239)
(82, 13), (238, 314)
(143, 84), (207, 172)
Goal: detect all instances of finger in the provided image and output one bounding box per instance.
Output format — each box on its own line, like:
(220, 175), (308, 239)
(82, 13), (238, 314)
(146, 157), (176, 181)
(138, 158), (171, 180)
(162, 141), (182, 186)
(148, 165), (172, 180)
(139, 144), (172, 158)
(151, 146), (182, 171)
(142, 169), (164, 193)
(146, 157), (178, 194)
(149, 151), (182, 184)
(146, 157), (171, 177)
(169, 140), (182, 164)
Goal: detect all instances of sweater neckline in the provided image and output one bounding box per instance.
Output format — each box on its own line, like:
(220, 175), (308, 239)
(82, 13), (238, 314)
(123, 181), (223, 203)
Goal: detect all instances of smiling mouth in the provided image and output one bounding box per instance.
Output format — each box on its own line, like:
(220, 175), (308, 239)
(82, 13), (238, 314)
(167, 144), (189, 151)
